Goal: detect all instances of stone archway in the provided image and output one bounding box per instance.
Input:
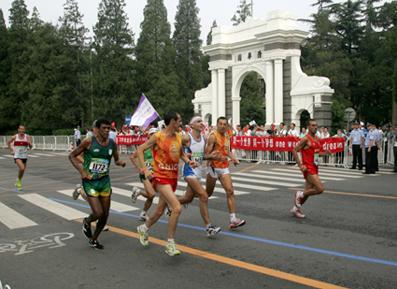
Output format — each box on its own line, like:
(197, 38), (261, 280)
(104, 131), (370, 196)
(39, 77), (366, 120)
(193, 10), (334, 129)
(297, 109), (311, 130)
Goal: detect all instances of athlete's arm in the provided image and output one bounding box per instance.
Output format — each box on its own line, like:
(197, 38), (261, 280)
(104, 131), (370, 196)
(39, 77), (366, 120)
(113, 144), (126, 167)
(69, 138), (92, 179)
(293, 137), (308, 172)
(7, 135), (16, 155)
(129, 151), (139, 168)
(137, 134), (157, 178)
(204, 134), (216, 157)
(226, 141), (239, 165)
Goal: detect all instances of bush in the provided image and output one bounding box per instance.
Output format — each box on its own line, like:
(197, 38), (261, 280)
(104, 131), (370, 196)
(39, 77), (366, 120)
(52, 129), (74, 135)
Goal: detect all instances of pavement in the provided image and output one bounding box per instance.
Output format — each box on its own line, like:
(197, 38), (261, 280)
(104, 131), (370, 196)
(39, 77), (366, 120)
(0, 148), (396, 289)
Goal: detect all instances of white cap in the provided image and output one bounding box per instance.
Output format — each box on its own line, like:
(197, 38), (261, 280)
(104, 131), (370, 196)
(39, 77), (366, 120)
(148, 127), (158, 135)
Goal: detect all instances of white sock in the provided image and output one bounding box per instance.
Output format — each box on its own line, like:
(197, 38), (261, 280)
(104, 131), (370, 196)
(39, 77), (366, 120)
(167, 238), (175, 243)
(206, 224), (212, 229)
(298, 191), (304, 198)
(141, 223), (148, 231)
(230, 213), (236, 222)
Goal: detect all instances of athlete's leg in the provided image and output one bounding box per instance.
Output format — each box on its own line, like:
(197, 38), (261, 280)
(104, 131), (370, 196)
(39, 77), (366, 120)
(145, 195), (167, 228)
(303, 174), (324, 198)
(178, 182), (195, 205)
(15, 159), (26, 180)
(205, 174), (217, 198)
(91, 196), (110, 241)
(185, 177), (210, 226)
(155, 184), (181, 240)
(218, 173), (236, 214)
(85, 196), (104, 224)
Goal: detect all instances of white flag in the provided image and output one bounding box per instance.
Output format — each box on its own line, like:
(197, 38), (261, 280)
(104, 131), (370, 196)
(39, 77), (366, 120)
(130, 94), (160, 129)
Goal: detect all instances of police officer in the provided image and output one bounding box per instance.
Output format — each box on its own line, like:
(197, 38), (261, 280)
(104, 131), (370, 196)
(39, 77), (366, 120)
(392, 126), (397, 173)
(363, 123), (376, 174)
(373, 125), (382, 172)
(349, 121), (364, 170)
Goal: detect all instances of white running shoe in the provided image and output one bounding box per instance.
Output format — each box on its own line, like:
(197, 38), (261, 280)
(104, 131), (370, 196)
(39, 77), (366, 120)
(165, 241), (181, 256)
(294, 191), (304, 208)
(229, 218), (246, 229)
(131, 187), (141, 203)
(291, 206), (306, 219)
(137, 225), (149, 246)
(72, 184), (81, 200)
(206, 225), (221, 237)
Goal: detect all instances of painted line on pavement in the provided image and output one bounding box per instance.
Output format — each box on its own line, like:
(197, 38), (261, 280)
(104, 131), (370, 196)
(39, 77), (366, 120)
(53, 198), (397, 269)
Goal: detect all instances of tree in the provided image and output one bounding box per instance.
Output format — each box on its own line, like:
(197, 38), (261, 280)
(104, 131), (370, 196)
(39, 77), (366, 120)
(240, 73), (265, 126)
(173, 0), (203, 119)
(93, 0), (135, 123)
(135, 0), (180, 119)
(0, 9), (11, 133)
(231, 0), (252, 26)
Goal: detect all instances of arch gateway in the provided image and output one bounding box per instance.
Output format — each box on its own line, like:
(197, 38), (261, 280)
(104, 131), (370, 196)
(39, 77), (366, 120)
(193, 11), (334, 129)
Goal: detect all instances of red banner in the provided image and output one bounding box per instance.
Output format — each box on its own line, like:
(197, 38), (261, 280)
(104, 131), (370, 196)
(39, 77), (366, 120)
(116, 135), (148, 145)
(231, 136), (345, 153)
(116, 135), (346, 153)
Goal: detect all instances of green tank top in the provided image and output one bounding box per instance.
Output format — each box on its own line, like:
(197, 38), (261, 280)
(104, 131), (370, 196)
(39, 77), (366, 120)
(144, 149), (153, 169)
(83, 137), (116, 179)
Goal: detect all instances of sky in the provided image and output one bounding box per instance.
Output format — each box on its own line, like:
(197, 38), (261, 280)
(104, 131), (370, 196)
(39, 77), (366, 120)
(0, 0), (320, 41)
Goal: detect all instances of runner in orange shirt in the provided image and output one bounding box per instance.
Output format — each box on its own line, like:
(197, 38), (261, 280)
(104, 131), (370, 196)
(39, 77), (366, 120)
(205, 117), (246, 229)
(136, 111), (196, 256)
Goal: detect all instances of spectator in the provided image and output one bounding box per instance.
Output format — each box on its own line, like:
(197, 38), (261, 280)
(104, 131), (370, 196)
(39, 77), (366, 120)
(74, 126), (81, 147)
(300, 127), (307, 138)
(334, 129), (347, 166)
(287, 123), (299, 137)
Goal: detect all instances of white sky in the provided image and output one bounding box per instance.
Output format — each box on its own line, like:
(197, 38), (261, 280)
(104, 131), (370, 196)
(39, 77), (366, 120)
(1, 0), (319, 41)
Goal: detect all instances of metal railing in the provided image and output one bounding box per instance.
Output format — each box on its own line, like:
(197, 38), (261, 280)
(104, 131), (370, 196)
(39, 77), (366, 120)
(0, 135), (74, 151)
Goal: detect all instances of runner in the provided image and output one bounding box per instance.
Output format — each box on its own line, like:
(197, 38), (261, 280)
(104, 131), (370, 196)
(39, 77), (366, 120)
(205, 117), (246, 229)
(130, 127), (158, 221)
(69, 118), (126, 249)
(7, 125), (32, 191)
(178, 116), (221, 237)
(136, 111), (196, 256)
(291, 118), (326, 218)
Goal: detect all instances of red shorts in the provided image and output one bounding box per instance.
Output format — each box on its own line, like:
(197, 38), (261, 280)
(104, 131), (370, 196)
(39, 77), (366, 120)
(303, 165), (318, 179)
(152, 177), (177, 192)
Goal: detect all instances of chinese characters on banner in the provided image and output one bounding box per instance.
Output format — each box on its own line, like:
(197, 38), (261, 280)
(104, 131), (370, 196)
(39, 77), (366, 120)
(116, 135), (345, 153)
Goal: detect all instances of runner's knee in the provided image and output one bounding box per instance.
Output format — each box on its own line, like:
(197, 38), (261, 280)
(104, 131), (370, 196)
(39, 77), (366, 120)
(316, 185), (324, 194)
(171, 203), (182, 215)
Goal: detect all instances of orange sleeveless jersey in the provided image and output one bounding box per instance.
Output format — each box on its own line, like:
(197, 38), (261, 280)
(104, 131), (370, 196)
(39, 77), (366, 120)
(210, 130), (230, 169)
(152, 131), (182, 179)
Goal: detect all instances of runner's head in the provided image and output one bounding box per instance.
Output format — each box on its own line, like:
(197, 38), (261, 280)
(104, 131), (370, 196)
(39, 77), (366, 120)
(216, 116), (228, 134)
(189, 116), (204, 132)
(307, 119), (317, 135)
(17, 125), (26, 135)
(164, 111), (182, 132)
(95, 118), (111, 139)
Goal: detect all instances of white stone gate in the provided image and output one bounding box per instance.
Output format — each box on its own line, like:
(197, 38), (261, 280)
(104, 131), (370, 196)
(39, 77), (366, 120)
(193, 11), (334, 129)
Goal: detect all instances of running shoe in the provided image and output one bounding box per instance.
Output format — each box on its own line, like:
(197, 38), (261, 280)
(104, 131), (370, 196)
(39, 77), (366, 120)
(89, 239), (104, 250)
(229, 218), (246, 229)
(294, 191), (304, 208)
(15, 179), (22, 191)
(166, 207), (172, 216)
(72, 184), (81, 200)
(165, 241), (181, 256)
(139, 211), (148, 221)
(102, 225), (110, 231)
(291, 206), (306, 219)
(137, 225), (149, 246)
(206, 225), (221, 237)
(82, 218), (92, 239)
(131, 186), (141, 203)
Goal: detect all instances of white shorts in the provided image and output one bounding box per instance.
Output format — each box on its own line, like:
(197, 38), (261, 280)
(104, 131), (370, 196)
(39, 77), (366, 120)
(208, 167), (230, 179)
(183, 165), (207, 179)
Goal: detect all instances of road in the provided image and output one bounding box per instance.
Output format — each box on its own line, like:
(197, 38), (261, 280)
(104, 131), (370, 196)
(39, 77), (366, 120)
(0, 149), (396, 289)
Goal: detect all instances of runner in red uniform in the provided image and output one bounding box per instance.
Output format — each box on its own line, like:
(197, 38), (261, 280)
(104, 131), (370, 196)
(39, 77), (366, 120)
(291, 119), (325, 218)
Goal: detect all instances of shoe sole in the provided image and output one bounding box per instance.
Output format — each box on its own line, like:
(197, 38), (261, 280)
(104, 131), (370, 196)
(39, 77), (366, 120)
(229, 220), (246, 229)
(165, 250), (181, 256)
(290, 208), (306, 219)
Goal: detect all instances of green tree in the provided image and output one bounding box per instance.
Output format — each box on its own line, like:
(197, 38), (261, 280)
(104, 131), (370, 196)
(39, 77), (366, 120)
(0, 9), (11, 133)
(93, 0), (135, 124)
(173, 0), (203, 119)
(231, 0), (252, 26)
(240, 72), (265, 126)
(135, 0), (180, 119)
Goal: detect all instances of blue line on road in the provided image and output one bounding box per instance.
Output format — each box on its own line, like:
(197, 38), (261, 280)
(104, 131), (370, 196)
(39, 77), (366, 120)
(51, 197), (397, 268)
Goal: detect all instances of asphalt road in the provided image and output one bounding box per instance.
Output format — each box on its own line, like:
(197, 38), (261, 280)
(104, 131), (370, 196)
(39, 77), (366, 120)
(0, 148), (396, 289)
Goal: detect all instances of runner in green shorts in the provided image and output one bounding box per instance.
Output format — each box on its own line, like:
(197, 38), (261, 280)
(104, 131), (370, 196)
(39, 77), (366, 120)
(69, 118), (126, 249)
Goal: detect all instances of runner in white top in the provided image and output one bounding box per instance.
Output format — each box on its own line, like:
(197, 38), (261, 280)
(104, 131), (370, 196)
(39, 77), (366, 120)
(178, 116), (222, 236)
(7, 125), (32, 190)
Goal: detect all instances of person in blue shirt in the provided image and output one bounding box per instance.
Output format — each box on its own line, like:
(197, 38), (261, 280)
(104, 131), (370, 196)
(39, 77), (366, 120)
(349, 121), (364, 170)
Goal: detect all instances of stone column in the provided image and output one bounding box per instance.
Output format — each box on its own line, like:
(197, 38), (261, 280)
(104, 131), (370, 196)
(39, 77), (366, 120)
(211, 70), (218, 124)
(274, 59), (283, 124)
(232, 96), (241, 128)
(217, 69), (226, 117)
(265, 60), (274, 125)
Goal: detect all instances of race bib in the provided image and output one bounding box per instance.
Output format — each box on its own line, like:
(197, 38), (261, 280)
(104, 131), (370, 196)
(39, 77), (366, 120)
(314, 153), (319, 166)
(89, 158), (109, 174)
(191, 152), (204, 164)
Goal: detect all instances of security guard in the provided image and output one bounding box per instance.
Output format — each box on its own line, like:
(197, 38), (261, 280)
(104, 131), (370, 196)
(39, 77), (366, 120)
(364, 123), (376, 174)
(349, 121), (364, 170)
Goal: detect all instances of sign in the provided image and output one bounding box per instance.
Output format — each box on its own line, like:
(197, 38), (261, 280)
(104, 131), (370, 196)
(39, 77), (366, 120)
(129, 94), (160, 129)
(116, 135), (148, 145)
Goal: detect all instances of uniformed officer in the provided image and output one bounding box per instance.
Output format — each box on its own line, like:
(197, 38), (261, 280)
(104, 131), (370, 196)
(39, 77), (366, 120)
(349, 121), (364, 170)
(392, 126), (397, 173)
(364, 123), (376, 174)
